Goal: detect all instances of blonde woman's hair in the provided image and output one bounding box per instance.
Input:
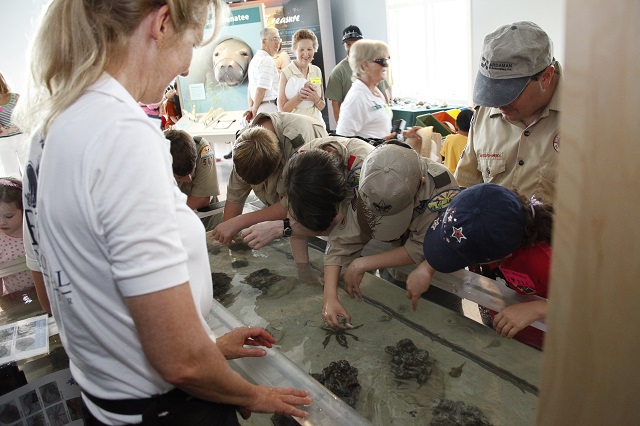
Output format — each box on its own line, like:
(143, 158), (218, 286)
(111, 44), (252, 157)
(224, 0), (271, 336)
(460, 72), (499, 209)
(348, 40), (389, 81)
(0, 73), (9, 94)
(14, 0), (227, 134)
(292, 29), (318, 52)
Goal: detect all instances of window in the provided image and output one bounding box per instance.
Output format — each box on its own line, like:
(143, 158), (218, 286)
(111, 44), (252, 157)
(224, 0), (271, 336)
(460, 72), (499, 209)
(386, 0), (472, 105)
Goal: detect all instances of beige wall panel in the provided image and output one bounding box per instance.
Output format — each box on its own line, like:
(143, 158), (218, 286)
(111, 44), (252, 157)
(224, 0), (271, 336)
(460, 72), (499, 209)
(538, 0), (640, 424)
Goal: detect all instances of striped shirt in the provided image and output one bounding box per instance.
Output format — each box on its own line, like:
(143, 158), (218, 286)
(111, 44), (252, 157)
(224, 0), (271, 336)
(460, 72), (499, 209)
(0, 93), (19, 136)
(0, 93), (19, 137)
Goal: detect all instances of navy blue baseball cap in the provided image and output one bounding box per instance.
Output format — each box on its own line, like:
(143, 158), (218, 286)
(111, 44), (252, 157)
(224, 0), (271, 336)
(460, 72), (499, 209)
(423, 183), (526, 273)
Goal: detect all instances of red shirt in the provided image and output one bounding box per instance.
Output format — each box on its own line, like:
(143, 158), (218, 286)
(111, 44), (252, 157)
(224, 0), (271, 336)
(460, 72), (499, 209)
(499, 242), (550, 298)
(490, 241), (551, 349)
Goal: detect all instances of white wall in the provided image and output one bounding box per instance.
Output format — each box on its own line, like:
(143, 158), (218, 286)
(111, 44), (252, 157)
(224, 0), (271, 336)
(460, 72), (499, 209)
(329, 0), (389, 63)
(328, 0), (565, 89)
(1, 0), (50, 93)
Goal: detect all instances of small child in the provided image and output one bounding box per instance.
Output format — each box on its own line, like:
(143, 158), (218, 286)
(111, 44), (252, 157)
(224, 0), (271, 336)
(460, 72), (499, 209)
(413, 183), (553, 349)
(440, 108), (473, 174)
(0, 177), (34, 295)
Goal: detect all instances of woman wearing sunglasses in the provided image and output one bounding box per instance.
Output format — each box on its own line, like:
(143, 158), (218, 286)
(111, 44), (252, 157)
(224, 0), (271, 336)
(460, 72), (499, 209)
(335, 40), (397, 140)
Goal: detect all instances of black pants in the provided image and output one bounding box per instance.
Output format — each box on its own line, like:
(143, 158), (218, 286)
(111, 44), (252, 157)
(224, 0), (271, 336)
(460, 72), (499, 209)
(81, 389), (240, 426)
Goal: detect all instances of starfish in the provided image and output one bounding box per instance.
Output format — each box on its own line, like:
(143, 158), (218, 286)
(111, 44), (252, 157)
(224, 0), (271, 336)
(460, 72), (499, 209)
(320, 324), (363, 349)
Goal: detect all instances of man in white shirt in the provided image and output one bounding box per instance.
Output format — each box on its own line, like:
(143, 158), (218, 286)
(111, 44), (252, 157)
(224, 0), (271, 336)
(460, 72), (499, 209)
(246, 27), (281, 121)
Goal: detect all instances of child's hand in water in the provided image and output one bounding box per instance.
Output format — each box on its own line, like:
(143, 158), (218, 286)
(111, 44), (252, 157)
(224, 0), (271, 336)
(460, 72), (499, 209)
(322, 299), (352, 329)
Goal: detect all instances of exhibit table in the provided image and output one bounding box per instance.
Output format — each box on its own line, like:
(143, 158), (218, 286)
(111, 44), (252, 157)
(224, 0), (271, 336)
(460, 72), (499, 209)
(205, 212), (542, 425)
(173, 109), (245, 158)
(391, 104), (459, 127)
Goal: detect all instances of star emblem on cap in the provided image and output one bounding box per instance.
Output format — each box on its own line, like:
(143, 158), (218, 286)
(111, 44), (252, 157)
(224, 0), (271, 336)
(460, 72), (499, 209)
(430, 217), (441, 230)
(446, 207), (456, 222)
(451, 226), (466, 243)
(373, 200), (392, 214)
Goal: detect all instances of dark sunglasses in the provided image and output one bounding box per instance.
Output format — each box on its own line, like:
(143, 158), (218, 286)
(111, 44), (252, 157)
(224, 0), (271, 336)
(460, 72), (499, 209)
(371, 58), (389, 67)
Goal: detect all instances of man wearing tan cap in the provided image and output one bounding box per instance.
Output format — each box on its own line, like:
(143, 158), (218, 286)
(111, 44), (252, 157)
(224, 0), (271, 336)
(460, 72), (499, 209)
(455, 21), (561, 203)
(322, 143), (460, 329)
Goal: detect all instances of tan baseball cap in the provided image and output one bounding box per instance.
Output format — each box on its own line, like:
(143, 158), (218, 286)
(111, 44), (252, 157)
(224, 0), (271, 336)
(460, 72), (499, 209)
(358, 144), (421, 241)
(474, 21), (554, 107)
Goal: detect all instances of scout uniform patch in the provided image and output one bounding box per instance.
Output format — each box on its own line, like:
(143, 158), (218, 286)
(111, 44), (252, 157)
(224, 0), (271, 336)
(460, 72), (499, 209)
(200, 144), (214, 159)
(415, 165), (460, 214)
(347, 167), (361, 189)
(425, 188), (462, 213)
(199, 143), (214, 166)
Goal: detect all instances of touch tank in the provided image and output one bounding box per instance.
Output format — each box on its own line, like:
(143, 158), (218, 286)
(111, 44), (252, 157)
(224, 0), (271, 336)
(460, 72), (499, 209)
(0, 206), (542, 425)
(204, 212), (542, 426)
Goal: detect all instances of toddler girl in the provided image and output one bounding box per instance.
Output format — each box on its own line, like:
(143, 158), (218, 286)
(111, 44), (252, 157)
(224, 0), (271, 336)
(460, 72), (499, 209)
(0, 177), (34, 295)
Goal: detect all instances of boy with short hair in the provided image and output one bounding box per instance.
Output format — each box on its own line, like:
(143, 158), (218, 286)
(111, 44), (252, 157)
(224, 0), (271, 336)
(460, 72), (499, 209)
(165, 129), (219, 211)
(440, 109), (474, 174)
(211, 112), (327, 244)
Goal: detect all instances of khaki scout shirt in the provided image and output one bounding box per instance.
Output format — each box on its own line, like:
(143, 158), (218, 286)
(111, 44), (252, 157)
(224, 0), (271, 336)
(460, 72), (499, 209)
(455, 67), (562, 203)
(277, 136), (374, 213)
(326, 158), (460, 267)
(178, 136), (219, 199)
(226, 112), (328, 206)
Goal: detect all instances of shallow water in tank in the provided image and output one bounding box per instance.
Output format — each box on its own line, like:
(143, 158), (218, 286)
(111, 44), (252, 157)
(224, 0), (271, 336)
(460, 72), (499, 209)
(205, 235), (541, 426)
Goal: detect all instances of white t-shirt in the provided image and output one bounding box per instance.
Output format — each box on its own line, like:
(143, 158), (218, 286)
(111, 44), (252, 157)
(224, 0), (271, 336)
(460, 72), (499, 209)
(23, 74), (214, 424)
(335, 79), (392, 139)
(247, 49), (279, 102)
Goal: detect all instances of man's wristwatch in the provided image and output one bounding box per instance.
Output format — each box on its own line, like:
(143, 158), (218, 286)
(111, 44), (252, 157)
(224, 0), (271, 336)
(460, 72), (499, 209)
(283, 218), (293, 237)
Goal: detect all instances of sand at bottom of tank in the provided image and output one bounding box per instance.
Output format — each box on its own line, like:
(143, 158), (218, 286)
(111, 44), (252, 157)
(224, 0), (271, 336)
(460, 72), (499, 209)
(206, 237), (540, 425)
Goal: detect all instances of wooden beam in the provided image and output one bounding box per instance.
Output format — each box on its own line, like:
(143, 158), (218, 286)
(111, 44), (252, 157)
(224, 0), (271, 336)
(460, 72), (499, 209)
(537, 0), (640, 424)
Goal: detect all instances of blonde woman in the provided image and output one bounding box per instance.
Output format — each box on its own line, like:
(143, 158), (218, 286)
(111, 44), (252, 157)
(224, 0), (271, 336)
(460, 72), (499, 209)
(14, 0), (310, 424)
(278, 29), (326, 127)
(335, 40), (395, 139)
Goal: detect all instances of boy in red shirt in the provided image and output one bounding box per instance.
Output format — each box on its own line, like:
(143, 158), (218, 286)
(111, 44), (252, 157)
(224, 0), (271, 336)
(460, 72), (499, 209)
(407, 183), (553, 349)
